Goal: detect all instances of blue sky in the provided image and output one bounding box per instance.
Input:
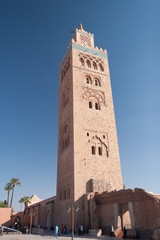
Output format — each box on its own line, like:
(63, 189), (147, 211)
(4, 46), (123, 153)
(0, 0), (160, 211)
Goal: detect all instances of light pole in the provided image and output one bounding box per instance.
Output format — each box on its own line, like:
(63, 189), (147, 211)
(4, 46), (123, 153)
(68, 205), (79, 240)
(29, 212), (35, 234)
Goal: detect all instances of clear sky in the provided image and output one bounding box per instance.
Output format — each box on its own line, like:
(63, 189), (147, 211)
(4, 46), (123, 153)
(0, 0), (160, 211)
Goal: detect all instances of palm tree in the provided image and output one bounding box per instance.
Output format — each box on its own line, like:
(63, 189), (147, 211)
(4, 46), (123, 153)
(9, 178), (21, 208)
(19, 196), (31, 210)
(4, 183), (13, 207)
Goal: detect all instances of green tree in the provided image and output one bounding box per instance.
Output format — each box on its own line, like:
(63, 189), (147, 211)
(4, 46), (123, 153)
(9, 178), (21, 208)
(4, 183), (13, 207)
(0, 200), (8, 208)
(19, 196), (31, 210)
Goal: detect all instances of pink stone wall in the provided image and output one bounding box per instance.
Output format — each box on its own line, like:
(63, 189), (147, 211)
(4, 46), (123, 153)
(95, 189), (160, 238)
(0, 208), (11, 227)
(12, 211), (30, 228)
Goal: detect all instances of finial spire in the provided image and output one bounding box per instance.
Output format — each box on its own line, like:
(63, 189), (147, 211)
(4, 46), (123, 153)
(79, 23), (83, 31)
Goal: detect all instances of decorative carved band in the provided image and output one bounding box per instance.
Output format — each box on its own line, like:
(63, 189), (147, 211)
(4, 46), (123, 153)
(82, 86), (106, 106)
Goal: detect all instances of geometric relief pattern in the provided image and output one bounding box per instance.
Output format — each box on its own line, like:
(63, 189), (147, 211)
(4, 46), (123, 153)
(90, 135), (109, 158)
(82, 87), (106, 107)
(80, 34), (91, 47)
(85, 130), (109, 158)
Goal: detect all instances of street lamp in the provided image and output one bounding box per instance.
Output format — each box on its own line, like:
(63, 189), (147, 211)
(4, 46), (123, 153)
(29, 212), (35, 234)
(67, 205), (79, 240)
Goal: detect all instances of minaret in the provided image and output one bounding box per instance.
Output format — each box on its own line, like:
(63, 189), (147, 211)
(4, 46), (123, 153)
(55, 24), (123, 227)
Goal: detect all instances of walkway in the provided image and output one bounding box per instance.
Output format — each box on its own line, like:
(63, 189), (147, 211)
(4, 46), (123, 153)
(0, 234), (118, 240)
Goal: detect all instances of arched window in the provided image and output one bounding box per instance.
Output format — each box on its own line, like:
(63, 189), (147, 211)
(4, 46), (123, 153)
(89, 102), (92, 109)
(98, 147), (102, 155)
(86, 76), (91, 84)
(63, 89), (69, 108)
(95, 103), (101, 110)
(93, 61), (97, 70)
(63, 187), (66, 200)
(95, 78), (101, 87)
(99, 63), (104, 72)
(86, 60), (91, 68)
(80, 58), (85, 66)
(61, 125), (70, 152)
(63, 125), (68, 133)
(92, 146), (96, 155)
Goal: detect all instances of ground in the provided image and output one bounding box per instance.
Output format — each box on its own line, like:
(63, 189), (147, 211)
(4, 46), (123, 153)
(0, 234), (119, 240)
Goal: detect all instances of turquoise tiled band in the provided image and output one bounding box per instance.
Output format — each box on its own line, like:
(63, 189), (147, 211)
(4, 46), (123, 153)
(60, 43), (108, 72)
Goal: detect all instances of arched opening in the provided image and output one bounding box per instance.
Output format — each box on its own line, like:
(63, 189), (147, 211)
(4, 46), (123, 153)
(61, 124), (70, 152)
(99, 63), (104, 72)
(95, 78), (101, 87)
(80, 57), (85, 66)
(63, 90), (69, 108)
(47, 212), (50, 229)
(98, 147), (102, 155)
(89, 102), (92, 109)
(91, 146), (96, 155)
(86, 60), (91, 68)
(95, 102), (101, 110)
(63, 187), (66, 200)
(63, 124), (68, 133)
(86, 75), (92, 84)
(93, 61), (97, 70)
(15, 216), (21, 229)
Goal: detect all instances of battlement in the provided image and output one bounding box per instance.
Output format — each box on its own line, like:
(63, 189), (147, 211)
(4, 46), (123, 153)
(60, 24), (108, 72)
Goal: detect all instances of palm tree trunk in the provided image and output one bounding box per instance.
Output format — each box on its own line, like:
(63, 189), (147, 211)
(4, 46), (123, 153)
(10, 187), (14, 208)
(7, 190), (9, 207)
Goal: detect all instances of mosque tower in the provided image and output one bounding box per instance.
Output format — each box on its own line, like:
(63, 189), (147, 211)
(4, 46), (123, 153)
(55, 24), (123, 227)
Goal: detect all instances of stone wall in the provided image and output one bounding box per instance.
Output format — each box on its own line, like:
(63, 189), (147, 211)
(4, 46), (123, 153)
(94, 188), (160, 238)
(11, 196), (55, 229)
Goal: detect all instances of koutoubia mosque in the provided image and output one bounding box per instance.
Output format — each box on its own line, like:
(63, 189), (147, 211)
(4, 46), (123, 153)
(55, 23), (123, 227)
(2, 25), (160, 239)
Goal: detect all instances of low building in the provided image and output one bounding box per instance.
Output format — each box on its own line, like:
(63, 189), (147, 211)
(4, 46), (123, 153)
(9, 188), (160, 239)
(11, 195), (55, 230)
(0, 207), (11, 227)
